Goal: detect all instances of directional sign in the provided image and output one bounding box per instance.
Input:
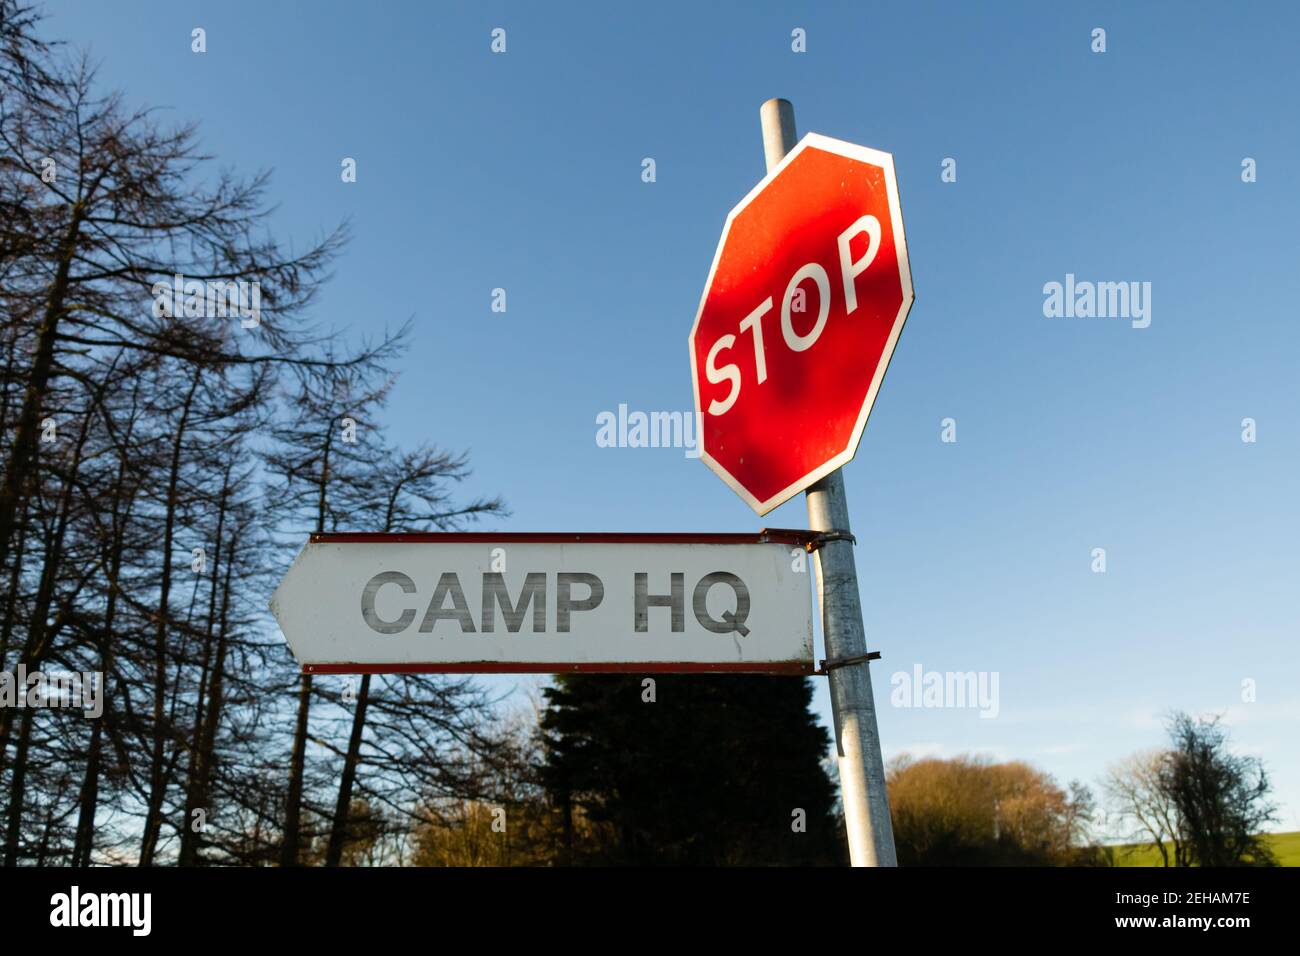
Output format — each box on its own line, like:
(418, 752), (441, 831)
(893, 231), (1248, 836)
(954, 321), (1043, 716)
(689, 132), (914, 515)
(270, 532), (816, 674)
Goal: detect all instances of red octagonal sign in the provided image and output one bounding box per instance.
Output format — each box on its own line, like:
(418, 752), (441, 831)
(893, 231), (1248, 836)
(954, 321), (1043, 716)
(689, 133), (915, 515)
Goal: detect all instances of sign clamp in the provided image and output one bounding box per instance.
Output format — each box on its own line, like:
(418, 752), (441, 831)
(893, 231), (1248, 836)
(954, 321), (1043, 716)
(813, 650), (881, 677)
(804, 530), (857, 552)
(764, 525), (877, 675)
(758, 527), (856, 551)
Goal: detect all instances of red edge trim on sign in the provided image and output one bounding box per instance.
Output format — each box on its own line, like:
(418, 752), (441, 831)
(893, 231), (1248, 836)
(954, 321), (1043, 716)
(307, 528), (820, 547)
(304, 661), (815, 675)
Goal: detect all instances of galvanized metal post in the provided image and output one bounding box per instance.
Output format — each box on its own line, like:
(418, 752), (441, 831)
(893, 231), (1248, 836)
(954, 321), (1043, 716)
(759, 97), (897, 867)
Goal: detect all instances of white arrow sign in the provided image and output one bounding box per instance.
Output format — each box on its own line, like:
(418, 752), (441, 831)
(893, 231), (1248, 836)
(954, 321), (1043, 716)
(270, 532), (816, 674)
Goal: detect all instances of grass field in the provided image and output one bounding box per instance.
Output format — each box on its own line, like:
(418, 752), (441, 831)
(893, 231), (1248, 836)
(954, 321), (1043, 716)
(1112, 831), (1300, 866)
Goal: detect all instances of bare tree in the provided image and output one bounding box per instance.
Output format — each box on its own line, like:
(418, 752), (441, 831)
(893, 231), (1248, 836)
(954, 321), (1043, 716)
(0, 4), (505, 868)
(1103, 749), (1183, 866)
(1163, 713), (1277, 867)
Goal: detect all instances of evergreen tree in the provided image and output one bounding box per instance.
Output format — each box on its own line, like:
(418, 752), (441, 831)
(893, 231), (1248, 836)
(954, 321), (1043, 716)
(540, 674), (842, 865)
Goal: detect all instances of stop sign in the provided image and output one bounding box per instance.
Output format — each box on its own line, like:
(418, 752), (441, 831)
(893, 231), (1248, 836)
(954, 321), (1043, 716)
(688, 133), (914, 515)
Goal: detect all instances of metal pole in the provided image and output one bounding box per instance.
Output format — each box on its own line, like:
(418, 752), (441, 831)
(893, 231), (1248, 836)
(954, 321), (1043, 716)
(759, 97), (897, 867)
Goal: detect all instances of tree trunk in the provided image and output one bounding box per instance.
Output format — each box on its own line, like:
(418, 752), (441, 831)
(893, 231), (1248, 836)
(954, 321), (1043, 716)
(71, 391), (137, 867)
(280, 428), (333, 866)
(0, 498), (31, 769)
(0, 207), (82, 575)
(179, 511), (235, 867)
(2, 709), (34, 865)
(325, 674), (370, 867)
(279, 675), (313, 867)
(139, 370), (201, 865)
(2, 405), (93, 863)
(71, 719), (103, 867)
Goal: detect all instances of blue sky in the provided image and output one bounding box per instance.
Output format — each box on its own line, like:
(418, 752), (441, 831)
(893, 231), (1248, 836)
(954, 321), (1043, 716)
(42, 0), (1300, 834)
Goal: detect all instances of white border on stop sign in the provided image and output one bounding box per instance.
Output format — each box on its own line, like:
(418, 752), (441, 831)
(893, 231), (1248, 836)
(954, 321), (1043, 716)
(688, 132), (916, 516)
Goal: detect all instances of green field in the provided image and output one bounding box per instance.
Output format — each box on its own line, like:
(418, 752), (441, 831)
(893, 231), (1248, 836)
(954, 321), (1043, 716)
(1112, 831), (1300, 867)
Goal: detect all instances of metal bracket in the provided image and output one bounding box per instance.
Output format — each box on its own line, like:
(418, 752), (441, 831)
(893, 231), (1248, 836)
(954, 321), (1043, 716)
(756, 528), (856, 552)
(804, 529), (856, 552)
(813, 650), (880, 676)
